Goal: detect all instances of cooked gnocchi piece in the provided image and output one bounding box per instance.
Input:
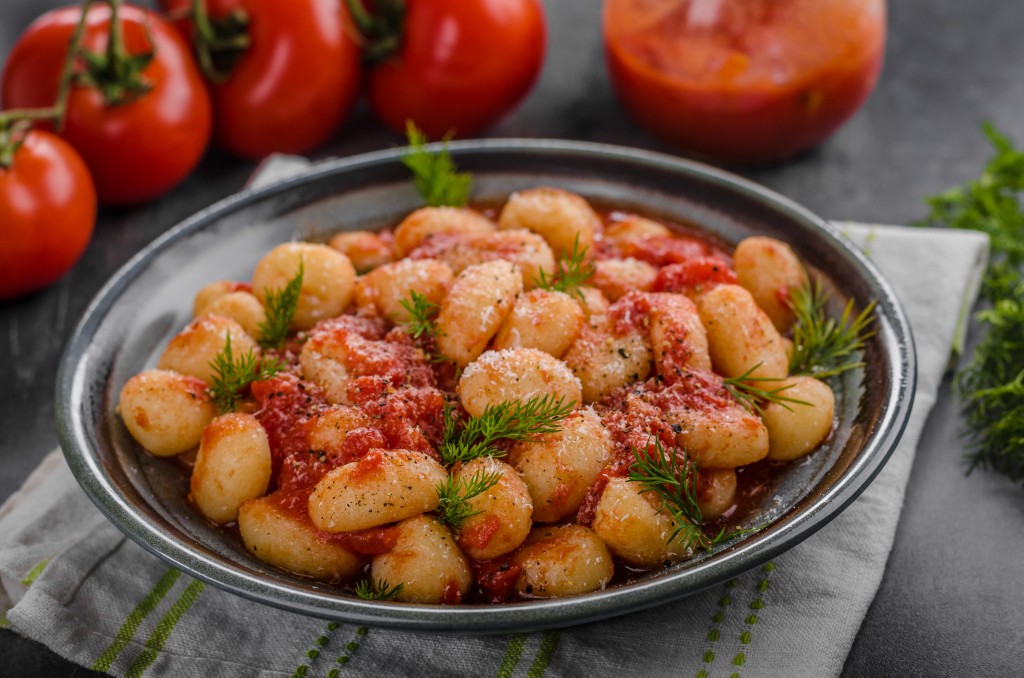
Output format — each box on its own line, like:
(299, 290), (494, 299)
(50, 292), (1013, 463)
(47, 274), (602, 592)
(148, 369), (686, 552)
(195, 291), (267, 339)
(492, 289), (585, 357)
(436, 260), (522, 367)
(453, 457), (533, 561)
(498, 187), (600, 258)
(762, 377), (836, 461)
(458, 347), (582, 418)
(190, 413), (272, 524)
(118, 370), (216, 456)
(591, 258), (658, 301)
(307, 449), (448, 533)
(329, 230), (394, 273)
(157, 315), (258, 384)
(507, 407), (613, 522)
(393, 206), (496, 257)
(239, 495), (362, 581)
(697, 284), (789, 380)
(371, 515), (472, 604)
(562, 323), (652, 403)
(252, 242), (355, 331)
(354, 258), (454, 324)
(513, 525), (614, 598)
(592, 477), (691, 568)
(667, 396), (770, 470)
(733, 236), (808, 332)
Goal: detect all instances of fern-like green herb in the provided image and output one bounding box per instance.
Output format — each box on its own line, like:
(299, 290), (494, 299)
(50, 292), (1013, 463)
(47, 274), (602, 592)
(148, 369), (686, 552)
(435, 469), (503, 531)
(787, 280), (876, 379)
(206, 335), (283, 412)
(402, 121), (471, 207)
(919, 124), (1024, 482)
(721, 364), (812, 415)
(354, 578), (404, 601)
(534, 235), (595, 301)
(256, 260), (304, 349)
(920, 123), (1024, 304)
(398, 290), (439, 340)
(627, 439), (716, 551)
(440, 395), (575, 465)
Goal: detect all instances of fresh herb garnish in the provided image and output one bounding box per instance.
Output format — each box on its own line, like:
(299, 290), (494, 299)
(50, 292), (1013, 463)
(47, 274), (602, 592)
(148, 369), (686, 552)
(721, 364), (811, 415)
(257, 260), (304, 349)
(787, 280), (876, 379)
(207, 334), (283, 412)
(958, 290), (1024, 480)
(435, 469), (503, 531)
(920, 124), (1024, 482)
(534, 234), (596, 301)
(402, 121), (472, 207)
(440, 395), (575, 465)
(354, 578), (404, 601)
(921, 123), (1024, 304)
(398, 290), (439, 340)
(627, 439), (717, 551)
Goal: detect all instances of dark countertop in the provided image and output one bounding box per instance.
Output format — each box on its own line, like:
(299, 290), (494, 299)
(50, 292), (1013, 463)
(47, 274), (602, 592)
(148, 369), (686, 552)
(3, 1), (1024, 676)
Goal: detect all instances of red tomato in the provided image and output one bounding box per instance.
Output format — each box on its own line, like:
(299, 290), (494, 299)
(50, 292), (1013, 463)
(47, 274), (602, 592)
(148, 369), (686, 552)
(1, 4), (212, 205)
(603, 0), (886, 163)
(160, 0), (362, 159)
(367, 0), (547, 138)
(0, 131), (96, 300)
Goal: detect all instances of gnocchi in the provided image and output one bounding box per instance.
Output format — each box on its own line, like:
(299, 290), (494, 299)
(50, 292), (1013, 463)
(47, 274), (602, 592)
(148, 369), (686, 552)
(118, 187), (857, 605)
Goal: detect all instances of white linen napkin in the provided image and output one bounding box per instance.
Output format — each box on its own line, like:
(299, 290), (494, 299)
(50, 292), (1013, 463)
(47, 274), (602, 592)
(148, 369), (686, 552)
(0, 157), (989, 678)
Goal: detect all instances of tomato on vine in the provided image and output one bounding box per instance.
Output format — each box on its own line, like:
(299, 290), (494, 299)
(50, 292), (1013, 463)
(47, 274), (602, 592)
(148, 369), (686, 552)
(158, 0), (362, 159)
(349, 0), (547, 139)
(0, 128), (97, 301)
(1, 1), (212, 205)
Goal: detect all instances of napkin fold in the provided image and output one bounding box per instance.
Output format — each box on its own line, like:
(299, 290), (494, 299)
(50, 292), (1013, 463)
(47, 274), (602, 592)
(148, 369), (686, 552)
(0, 158), (990, 678)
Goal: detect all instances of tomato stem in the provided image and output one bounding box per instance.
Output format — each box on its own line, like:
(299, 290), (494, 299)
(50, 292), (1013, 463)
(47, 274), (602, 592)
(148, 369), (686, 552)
(343, 0), (406, 65)
(76, 0), (155, 106)
(0, 0), (95, 168)
(190, 0), (251, 84)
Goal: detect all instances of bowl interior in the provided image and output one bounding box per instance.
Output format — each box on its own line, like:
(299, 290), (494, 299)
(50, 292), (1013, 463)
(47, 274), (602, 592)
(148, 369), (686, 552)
(58, 140), (915, 632)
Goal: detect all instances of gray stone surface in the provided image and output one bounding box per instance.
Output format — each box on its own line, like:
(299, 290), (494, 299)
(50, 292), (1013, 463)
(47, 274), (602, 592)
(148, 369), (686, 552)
(2, 0), (1023, 675)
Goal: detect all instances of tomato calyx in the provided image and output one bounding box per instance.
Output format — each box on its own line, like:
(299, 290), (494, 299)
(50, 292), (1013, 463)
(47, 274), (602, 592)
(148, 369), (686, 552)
(0, 0), (95, 168)
(188, 0), (251, 84)
(345, 0), (406, 66)
(76, 0), (155, 106)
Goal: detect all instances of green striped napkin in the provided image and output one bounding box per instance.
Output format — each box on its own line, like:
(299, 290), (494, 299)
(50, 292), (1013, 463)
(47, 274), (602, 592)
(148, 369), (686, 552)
(0, 157), (989, 678)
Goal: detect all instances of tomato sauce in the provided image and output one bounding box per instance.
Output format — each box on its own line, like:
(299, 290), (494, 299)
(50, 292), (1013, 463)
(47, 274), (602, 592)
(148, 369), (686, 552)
(603, 0), (886, 162)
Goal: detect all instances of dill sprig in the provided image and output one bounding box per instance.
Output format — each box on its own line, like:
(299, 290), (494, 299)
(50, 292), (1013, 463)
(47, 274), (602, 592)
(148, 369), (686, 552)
(440, 394), (575, 465)
(354, 578), (404, 601)
(206, 335), (283, 412)
(920, 123), (1024, 303)
(534, 235), (595, 301)
(402, 121), (471, 207)
(435, 469), (503, 531)
(398, 290), (439, 339)
(722, 365), (812, 415)
(787, 280), (876, 379)
(958, 282), (1024, 480)
(920, 124), (1024, 482)
(627, 439), (715, 551)
(257, 260), (304, 349)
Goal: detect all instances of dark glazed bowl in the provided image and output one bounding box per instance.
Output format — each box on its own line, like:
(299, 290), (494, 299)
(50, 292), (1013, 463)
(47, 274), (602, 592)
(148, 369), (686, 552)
(56, 140), (916, 633)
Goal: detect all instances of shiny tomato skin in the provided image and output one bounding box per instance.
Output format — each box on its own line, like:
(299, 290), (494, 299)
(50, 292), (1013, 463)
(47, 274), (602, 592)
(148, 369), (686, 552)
(0, 131), (96, 300)
(161, 0), (362, 159)
(1, 4), (212, 205)
(368, 0), (547, 138)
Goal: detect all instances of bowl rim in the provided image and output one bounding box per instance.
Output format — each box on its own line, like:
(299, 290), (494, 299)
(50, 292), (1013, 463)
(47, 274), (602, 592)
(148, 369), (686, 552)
(56, 138), (917, 633)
